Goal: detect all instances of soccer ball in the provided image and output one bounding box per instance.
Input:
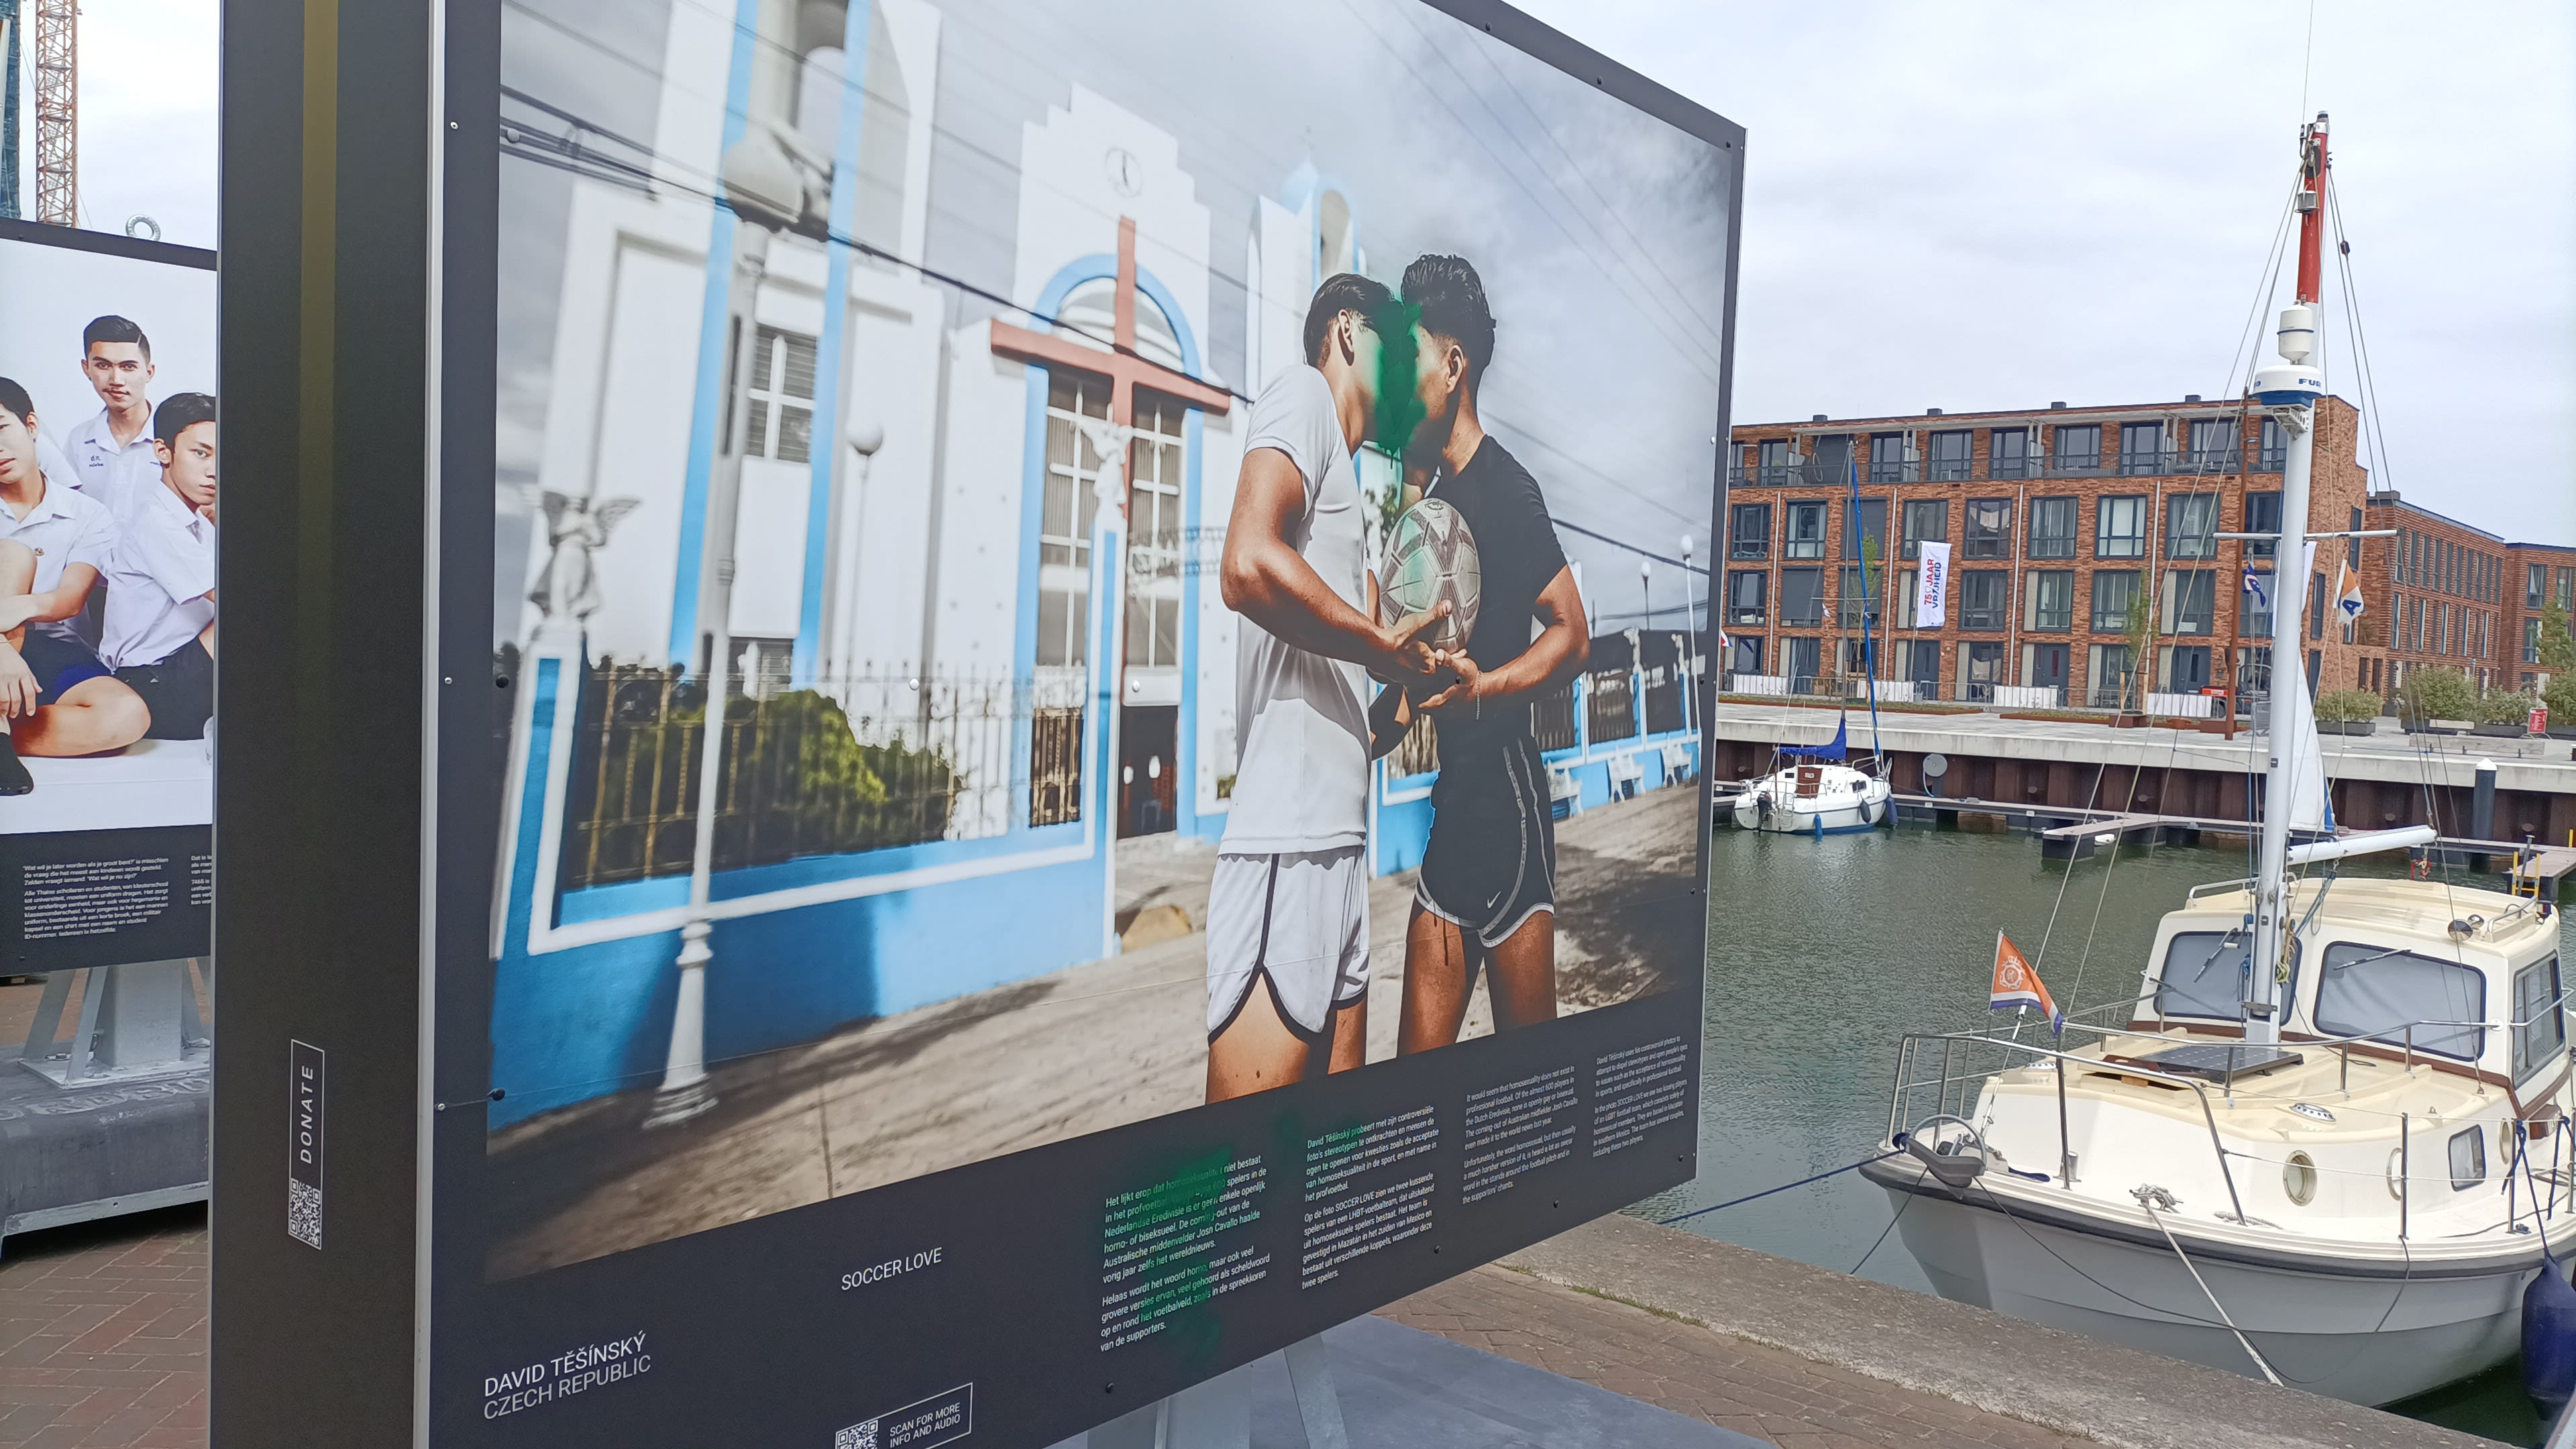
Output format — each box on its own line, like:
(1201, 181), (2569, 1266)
(1379, 498), (1481, 651)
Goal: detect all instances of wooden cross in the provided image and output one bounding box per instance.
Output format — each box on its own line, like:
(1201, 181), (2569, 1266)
(988, 217), (1234, 520)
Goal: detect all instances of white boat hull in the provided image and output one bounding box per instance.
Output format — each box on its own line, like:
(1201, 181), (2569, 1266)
(1869, 1171), (2543, 1406)
(1730, 766), (1891, 835)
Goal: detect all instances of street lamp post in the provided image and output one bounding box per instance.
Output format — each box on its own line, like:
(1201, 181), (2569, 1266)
(647, 114), (815, 1129)
(1680, 535), (1695, 726)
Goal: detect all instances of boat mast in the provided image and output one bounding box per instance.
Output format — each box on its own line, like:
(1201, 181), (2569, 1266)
(2245, 113), (2330, 1047)
(1846, 455), (1884, 763)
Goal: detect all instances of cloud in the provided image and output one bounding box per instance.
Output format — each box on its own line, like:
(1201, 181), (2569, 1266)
(1513, 0), (2576, 545)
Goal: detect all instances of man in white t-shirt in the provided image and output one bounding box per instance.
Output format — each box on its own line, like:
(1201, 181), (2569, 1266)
(1203, 274), (1450, 1102)
(101, 392), (218, 740)
(0, 377), (152, 794)
(58, 316), (165, 517)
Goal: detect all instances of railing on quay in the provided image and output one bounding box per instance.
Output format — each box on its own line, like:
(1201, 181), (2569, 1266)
(1727, 447), (2283, 490)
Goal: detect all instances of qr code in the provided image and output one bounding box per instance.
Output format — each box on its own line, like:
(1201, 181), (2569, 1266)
(287, 1179), (323, 1249)
(833, 1419), (879, 1449)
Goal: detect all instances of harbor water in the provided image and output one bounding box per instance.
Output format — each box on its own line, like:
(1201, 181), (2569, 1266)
(1635, 822), (2575, 1446)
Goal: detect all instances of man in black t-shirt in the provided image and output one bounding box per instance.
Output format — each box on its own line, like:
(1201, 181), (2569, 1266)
(1386, 255), (1591, 1053)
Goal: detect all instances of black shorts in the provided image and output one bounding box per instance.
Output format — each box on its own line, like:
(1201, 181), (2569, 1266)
(17, 631), (114, 703)
(1416, 731), (1556, 949)
(115, 641), (214, 739)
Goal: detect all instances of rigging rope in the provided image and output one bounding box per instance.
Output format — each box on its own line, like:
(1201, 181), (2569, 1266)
(1657, 1150), (1898, 1226)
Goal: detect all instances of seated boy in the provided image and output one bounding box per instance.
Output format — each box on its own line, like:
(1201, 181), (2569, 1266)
(0, 378), (151, 793)
(101, 392), (217, 741)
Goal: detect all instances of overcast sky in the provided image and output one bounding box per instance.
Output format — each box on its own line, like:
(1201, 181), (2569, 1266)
(56, 1), (2574, 549)
(1511, 0), (2576, 546)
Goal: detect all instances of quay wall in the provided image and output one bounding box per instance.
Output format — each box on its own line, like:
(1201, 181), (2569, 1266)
(1703, 701), (2576, 846)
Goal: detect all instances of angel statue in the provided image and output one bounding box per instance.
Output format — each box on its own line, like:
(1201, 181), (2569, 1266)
(530, 491), (641, 623)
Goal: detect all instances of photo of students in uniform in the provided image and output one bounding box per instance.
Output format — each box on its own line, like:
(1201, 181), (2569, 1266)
(56, 317), (165, 518)
(0, 378), (152, 795)
(100, 393), (218, 741)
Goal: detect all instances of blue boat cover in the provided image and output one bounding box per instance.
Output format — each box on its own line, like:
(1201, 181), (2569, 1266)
(1781, 715), (1847, 761)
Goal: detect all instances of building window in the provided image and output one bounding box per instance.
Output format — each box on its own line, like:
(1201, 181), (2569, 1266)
(2118, 421), (2166, 476)
(1037, 371), (1110, 666)
(2308, 570), (2327, 642)
(1896, 637), (1941, 684)
(1960, 571), (2010, 630)
(2398, 530), (2414, 586)
(1927, 430), (1972, 482)
(2243, 491), (2281, 560)
(1900, 499), (1947, 560)
(1780, 568), (1825, 627)
(741, 325), (819, 462)
(1785, 501), (1828, 559)
(2051, 423), (2102, 476)
(2025, 571), (2074, 633)
(1843, 496), (1888, 561)
(2532, 564), (2549, 608)
(2161, 569), (2217, 637)
(2186, 417), (2238, 473)
(1729, 634), (1764, 674)
(2027, 496), (2078, 559)
(2165, 492), (2220, 559)
(2096, 495), (2148, 559)
(2087, 643), (2134, 707)
(1961, 641), (2005, 702)
(1784, 635), (1822, 688)
(2257, 417), (2287, 471)
(1837, 566), (1871, 628)
(1730, 502), (1772, 559)
(2091, 570), (2142, 632)
(1726, 570), (1768, 627)
(1891, 570), (1918, 629)
(1124, 390), (1190, 669)
(1757, 438), (1795, 486)
(2528, 619), (2545, 665)
(1868, 432), (1911, 484)
(1962, 498), (2012, 559)
(1990, 427), (2033, 480)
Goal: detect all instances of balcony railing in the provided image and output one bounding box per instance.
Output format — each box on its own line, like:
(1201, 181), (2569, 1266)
(1729, 441), (2275, 488)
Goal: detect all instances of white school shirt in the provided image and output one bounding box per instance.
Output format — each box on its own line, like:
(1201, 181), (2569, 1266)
(59, 405), (162, 518)
(1219, 365), (1371, 855)
(35, 432), (77, 496)
(0, 476), (117, 645)
(101, 482), (217, 669)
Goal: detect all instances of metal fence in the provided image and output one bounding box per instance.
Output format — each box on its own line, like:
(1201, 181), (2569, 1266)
(1727, 446), (2283, 489)
(558, 665), (1026, 892)
(1587, 668), (1639, 744)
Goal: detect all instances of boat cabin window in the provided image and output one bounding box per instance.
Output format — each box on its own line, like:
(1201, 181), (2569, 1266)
(2155, 930), (2296, 1022)
(2449, 1126), (2486, 1191)
(2512, 955), (2567, 1083)
(2314, 943), (2485, 1062)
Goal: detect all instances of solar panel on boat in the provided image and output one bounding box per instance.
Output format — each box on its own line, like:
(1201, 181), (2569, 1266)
(2109, 1043), (2303, 1084)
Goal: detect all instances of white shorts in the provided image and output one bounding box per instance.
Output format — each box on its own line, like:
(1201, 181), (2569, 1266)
(1205, 847), (1369, 1038)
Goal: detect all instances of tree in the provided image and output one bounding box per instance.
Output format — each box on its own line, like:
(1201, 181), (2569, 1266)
(2540, 598), (2575, 676)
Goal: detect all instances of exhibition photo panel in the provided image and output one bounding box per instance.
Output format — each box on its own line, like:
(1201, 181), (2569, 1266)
(479, 0), (1728, 1343)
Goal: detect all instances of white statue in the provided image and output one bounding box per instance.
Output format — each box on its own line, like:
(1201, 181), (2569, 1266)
(531, 491), (641, 622)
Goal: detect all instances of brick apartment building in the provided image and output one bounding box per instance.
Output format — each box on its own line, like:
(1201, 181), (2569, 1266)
(1719, 396), (2372, 708)
(2508, 540), (2576, 690)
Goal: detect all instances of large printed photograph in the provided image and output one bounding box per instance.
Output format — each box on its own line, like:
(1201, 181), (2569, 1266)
(482, 0), (1729, 1278)
(0, 223), (217, 977)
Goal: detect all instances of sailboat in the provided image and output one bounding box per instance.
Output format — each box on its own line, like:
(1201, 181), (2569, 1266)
(1730, 457), (1896, 834)
(1728, 715), (1892, 834)
(1861, 113), (2576, 1407)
